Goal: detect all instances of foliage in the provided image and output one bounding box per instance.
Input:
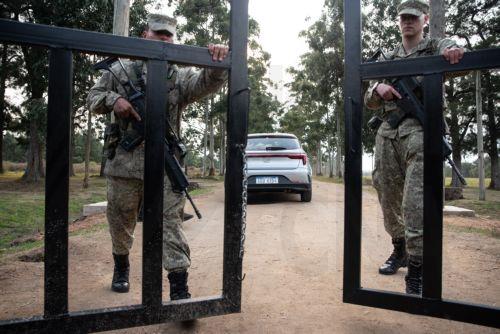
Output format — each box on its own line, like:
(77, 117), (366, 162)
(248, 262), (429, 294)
(446, 0), (500, 189)
(171, 0), (282, 169)
(282, 0), (344, 162)
(0, 0), (154, 179)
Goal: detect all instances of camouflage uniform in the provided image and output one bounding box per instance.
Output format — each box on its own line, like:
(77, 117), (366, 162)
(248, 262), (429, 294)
(87, 59), (226, 272)
(364, 37), (459, 257)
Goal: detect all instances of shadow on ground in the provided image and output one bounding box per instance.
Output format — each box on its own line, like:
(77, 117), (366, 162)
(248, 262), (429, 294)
(247, 192), (302, 204)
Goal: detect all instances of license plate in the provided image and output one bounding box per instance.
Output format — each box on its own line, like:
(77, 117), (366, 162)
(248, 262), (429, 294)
(256, 176), (279, 184)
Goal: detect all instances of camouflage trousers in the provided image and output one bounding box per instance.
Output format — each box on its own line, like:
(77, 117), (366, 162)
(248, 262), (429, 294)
(372, 129), (424, 257)
(106, 175), (190, 272)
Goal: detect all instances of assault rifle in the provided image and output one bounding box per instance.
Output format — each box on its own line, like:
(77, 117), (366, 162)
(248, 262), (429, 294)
(367, 49), (467, 186)
(93, 57), (202, 218)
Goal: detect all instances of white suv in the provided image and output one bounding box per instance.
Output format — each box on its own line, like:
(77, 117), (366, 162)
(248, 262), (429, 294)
(246, 133), (312, 202)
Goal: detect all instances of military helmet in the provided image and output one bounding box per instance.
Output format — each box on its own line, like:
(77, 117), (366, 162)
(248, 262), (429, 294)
(397, 0), (429, 17)
(147, 13), (177, 35)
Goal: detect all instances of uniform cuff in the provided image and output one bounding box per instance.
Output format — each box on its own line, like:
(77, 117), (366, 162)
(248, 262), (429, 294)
(105, 91), (122, 110)
(208, 68), (228, 82)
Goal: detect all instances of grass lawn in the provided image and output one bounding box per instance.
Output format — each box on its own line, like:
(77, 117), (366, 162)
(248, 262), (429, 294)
(446, 186), (500, 218)
(314, 175), (499, 218)
(0, 172), (221, 256)
(0, 173), (107, 255)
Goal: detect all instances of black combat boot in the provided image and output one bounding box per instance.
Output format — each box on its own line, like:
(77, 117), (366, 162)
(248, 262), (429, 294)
(112, 253), (130, 293)
(168, 270), (191, 300)
(405, 256), (422, 295)
(379, 237), (408, 275)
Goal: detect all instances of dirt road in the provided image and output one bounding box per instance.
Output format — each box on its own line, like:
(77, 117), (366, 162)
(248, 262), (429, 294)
(0, 181), (498, 333)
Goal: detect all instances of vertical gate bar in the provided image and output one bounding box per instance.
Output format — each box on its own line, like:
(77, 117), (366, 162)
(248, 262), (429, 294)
(223, 0), (249, 309)
(422, 74), (444, 300)
(44, 48), (72, 316)
(342, 0), (363, 299)
(142, 60), (167, 309)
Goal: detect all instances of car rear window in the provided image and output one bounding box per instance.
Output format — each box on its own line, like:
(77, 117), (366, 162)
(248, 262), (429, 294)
(246, 137), (300, 151)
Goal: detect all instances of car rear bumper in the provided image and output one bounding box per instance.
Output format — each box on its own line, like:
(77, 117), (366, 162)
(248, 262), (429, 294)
(247, 175), (311, 193)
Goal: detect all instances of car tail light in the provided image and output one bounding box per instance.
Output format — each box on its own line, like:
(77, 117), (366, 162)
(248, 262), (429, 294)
(287, 153), (307, 165)
(247, 153), (308, 165)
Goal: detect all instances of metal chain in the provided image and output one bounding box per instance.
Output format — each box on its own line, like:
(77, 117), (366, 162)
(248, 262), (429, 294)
(237, 144), (248, 260)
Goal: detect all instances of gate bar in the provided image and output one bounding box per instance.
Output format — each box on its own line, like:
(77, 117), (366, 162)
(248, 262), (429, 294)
(142, 60), (168, 309)
(223, 0), (249, 308)
(44, 48), (73, 317)
(353, 288), (500, 327)
(422, 74), (444, 300)
(0, 296), (228, 333)
(359, 48), (500, 79)
(0, 19), (230, 69)
(342, 0), (362, 298)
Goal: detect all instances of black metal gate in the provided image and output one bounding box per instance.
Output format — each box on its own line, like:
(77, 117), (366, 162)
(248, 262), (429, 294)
(343, 0), (500, 329)
(0, 1), (249, 332)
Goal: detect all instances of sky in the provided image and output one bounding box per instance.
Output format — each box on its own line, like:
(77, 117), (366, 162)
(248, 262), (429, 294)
(248, 0), (325, 103)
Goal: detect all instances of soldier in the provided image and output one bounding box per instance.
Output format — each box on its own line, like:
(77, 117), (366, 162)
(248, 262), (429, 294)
(364, 0), (465, 294)
(87, 14), (228, 299)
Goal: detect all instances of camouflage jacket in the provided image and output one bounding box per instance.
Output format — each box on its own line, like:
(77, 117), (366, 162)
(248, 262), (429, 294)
(87, 59), (227, 180)
(364, 37), (459, 139)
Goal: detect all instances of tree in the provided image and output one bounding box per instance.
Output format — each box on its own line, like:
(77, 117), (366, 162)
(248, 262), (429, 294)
(448, 0), (500, 189)
(0, 42), (22, 173)
(430, 0), (446, 39)
(172, 0), (281, 175)
(2, 0), (153, 181)
(284, 0), (345, 177)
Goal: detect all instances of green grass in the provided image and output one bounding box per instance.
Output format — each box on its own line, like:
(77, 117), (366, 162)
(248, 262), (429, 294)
(0, 173), (222, 256)
(314, 175), (499, 217)
(446, 224), (500, 239)
(447, 187), (500, 218)
(0, 174), (107, 253)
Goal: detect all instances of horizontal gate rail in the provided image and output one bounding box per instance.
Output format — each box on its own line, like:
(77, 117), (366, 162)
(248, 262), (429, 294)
(360, 48), (500, 79)
(0, 0), (248, 332)
(0, 296), (228, 333)
(0, 19), (231, 68)
(343, 0), (500, 329)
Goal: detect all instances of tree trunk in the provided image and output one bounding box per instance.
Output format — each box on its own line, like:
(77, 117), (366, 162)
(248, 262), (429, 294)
(475, 71), (486, 200)
(208, 102), (215, 176)
(21, 46), (46, 182)
(0, 43), (7, 174)
(335, 109), (343, 178)
(316, 144), (323, 176)
(69, 111), (75, 176)
(202, 98), (209, 176)
(429, 0), (446, 39)
(219, 115), (225, 176)
(484, 72), (499, 189)
(22, 118), (44, 182)
(329, 149), (333, 178)
(99, 153), (106, 177)
(83, 109), (92, 188)
(447, 81), (464, 187)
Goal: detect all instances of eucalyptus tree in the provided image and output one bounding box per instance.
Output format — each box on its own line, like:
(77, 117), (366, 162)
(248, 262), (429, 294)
(2, 0), (154, 181)
(447, 0), (499, 189)
(284, 0), (344, 176)
(171, 0), (281, 175)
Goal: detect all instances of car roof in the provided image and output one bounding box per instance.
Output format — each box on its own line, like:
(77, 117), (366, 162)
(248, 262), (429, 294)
(248, 133), (298, 139)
